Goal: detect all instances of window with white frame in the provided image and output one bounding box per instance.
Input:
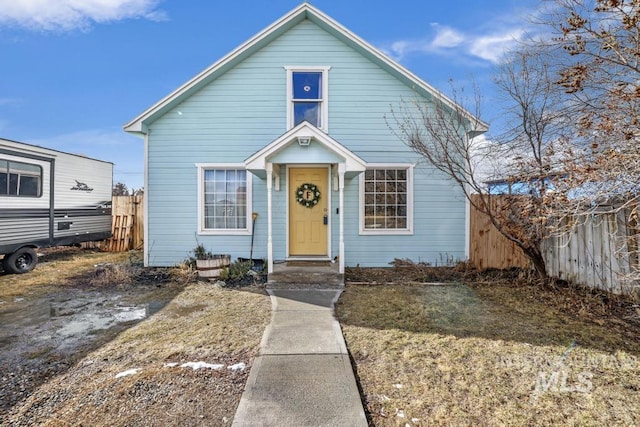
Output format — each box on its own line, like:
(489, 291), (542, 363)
(198, 165), (252, 234)
(0, 159), (42, 197)
(360, 166), (413, 234)
(286, 67), (329, 131)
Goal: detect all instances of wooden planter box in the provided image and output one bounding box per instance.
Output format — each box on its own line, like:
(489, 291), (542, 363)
(196, 255), (230, 278)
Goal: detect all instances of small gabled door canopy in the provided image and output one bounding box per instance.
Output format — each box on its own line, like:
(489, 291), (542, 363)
(244, 121), (367, 178)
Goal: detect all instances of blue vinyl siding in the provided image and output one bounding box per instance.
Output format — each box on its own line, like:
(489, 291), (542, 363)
(145, 19), (466, 266)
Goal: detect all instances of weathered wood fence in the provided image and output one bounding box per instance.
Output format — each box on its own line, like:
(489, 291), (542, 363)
(544, 210), (638, 295)
(83, 195), (143, 252)
(469, 195), (639, 296)
(105, 195), (144, 251)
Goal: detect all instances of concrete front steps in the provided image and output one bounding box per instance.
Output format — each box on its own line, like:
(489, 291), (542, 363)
(267, 262), (344, 287)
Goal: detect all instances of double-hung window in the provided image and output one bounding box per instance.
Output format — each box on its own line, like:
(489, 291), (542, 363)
(360, 165), (413, 235)
(0, 160), (42, 197)
(286, 67), (330, 131)
(197, 164), (252, 235)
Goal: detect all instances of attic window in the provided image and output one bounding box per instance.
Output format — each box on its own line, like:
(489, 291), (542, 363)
(286, 66), (330, 131)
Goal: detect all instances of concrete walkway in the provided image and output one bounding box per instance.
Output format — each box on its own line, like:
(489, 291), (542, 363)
(232, 289), (367, 427)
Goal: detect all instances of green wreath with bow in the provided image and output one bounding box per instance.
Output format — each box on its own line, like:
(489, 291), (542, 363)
(296, 183), (321, 208)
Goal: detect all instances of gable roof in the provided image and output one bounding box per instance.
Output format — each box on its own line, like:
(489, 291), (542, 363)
(124, 3), (487, 135)
(245, 121), (367, 176)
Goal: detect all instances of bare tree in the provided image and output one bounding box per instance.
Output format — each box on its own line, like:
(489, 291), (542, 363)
(546, 0), (640, 141)
(390, 49), (575, 279)
(537, 0), (640, 197)
(392, 1), (640, 285)
(541, 0), (640, 285)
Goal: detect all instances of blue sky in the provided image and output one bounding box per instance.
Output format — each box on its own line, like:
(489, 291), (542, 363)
(0, 0), (539, 190)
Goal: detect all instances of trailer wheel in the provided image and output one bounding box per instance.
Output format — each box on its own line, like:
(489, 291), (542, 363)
(3, 247), (38, 274)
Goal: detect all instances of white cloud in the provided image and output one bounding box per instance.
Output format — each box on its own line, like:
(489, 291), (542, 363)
(385, 25), (526, 65)
(0, 0), (167, 31)
(430, 24), (465, 49)
(468, 30), (525, 64)
(389, 40), (411, 58)
(386, 24), (466, 60)
(383, 4), (539, 65)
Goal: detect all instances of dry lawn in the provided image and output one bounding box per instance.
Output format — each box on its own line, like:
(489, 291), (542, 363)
(0, 247), (133, 299)
(1, 248), (272, 426)
(6, 251), (640, 425)
(6, 284), (271, 426)
(338, 268), (640, 426)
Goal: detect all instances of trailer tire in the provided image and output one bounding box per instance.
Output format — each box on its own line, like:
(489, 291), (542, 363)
(3, 247), (38, 274)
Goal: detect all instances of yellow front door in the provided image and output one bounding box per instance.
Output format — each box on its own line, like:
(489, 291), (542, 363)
(289, 167), (328, 256)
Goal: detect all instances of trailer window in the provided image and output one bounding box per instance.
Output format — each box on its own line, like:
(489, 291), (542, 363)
(0, 160), (42, 197)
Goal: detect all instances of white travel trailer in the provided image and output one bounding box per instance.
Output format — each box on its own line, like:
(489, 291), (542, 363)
(0, 138), (113, 273)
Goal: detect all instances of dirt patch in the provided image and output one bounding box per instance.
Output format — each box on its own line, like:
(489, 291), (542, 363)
(0, 274), (185, 418)
(0, 249), (272, 426)
(345, 262), (467, 284)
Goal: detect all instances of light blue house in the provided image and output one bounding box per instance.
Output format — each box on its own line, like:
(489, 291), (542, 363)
(124, 3), (486, 274)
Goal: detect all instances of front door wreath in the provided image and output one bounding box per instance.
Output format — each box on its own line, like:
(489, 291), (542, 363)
(296, 183), (321, 208)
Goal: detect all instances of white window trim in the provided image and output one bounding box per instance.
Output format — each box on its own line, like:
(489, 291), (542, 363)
(285, 66), (331, 132)
(359, 163), (414, 236)
(196, 163), (253, 235)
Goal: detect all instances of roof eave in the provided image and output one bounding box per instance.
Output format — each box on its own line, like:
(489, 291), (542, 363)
(123, 2), (486, 135)
(304, 6), (487, 132)
(123, 4), (311, 134)
(245, 122), (367, 173)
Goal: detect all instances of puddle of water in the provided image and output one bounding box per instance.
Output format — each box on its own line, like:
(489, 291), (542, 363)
(113, 306), (148, 323)
(57, 314), (116, 339)
(50, 298), (152, 345)
(0, 289), (172, 358)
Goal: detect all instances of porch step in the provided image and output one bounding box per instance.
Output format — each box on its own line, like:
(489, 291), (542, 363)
(268, 262), (344, 287)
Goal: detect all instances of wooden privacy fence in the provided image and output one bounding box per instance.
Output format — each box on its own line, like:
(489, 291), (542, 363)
(469, 195), (639, 296)
(104, 195), (144, 251)
(543, 210), (638, 295)
(83, 195), (143, 252)
(469, 195), (530, 270)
